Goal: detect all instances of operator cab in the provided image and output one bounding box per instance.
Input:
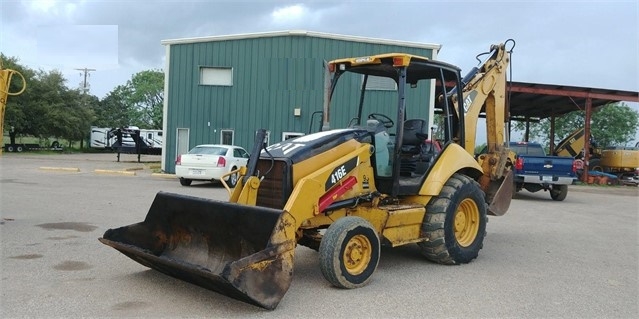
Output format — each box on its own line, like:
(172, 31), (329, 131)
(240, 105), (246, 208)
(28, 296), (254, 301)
(326, 53), (465, 196)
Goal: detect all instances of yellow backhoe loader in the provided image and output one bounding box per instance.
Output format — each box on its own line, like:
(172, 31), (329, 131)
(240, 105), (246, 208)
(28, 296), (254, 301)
(99, 40), (516, 310)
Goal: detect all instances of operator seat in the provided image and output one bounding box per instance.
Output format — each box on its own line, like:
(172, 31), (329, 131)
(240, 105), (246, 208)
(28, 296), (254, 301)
(400, 119), (433, 176)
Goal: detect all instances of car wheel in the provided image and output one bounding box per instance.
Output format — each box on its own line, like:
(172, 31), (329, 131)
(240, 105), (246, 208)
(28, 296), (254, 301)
(7, 146), (14, 152)
(227, 167), (238, 188)
(179, 178), (192, 186)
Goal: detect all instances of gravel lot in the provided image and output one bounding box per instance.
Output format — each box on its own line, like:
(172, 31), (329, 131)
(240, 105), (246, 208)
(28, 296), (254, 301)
(1, 152), (637, 318)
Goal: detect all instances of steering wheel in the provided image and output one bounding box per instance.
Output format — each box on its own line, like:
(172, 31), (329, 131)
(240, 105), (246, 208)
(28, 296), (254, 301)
(367, 113), (394, 128)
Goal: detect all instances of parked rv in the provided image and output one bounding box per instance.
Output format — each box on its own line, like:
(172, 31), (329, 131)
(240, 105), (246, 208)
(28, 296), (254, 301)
(90, 126), (163, 155)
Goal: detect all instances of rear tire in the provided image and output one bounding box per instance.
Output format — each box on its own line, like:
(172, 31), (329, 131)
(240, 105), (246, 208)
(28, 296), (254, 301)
(227, 167), (238, 188)
(319, 216), (380, 289)
(179, 178), (192, 186)
(550, 184), (568, 201)
(418, 173), (487, 264)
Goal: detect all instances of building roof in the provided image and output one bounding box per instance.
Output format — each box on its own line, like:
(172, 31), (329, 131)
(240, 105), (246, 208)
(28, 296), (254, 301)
(161, 30), (441, 52)
(508, 81), (639, 120)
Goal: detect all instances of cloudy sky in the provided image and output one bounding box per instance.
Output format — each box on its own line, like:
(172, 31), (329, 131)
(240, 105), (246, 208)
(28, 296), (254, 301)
(2, 0), (637, 98)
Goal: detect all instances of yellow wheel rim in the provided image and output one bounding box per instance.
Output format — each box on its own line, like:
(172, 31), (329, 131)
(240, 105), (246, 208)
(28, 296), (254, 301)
(454, 198), (480, 247)
(343, 234), (372, 275)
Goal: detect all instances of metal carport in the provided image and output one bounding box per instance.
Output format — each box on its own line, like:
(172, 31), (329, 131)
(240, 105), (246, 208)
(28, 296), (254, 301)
(507, 81), (639, 181)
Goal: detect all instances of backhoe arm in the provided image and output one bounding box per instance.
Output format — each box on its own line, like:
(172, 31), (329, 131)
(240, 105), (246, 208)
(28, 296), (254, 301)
(450, 41), (516, 215)
(454, 42), (511, 156)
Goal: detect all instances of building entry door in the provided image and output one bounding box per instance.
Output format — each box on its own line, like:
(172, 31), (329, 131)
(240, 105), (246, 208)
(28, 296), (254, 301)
(176, 128), (189, 157)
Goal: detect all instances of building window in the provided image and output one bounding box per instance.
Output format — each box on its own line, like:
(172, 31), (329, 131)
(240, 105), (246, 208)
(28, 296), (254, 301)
(200, 67), (233, 86)
(220, 129), (234, 145)
(282, 132), (304, 141)
(364, 75), (397, 91)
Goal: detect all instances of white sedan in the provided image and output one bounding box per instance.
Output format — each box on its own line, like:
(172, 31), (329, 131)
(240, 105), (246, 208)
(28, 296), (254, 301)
(175, 144), (249, 187)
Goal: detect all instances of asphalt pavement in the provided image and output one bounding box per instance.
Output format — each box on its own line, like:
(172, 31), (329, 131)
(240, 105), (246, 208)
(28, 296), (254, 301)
(1, 152), (637, 318)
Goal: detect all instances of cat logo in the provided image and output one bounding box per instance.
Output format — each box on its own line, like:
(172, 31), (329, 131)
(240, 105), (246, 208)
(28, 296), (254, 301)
(463, 91), (478, 113)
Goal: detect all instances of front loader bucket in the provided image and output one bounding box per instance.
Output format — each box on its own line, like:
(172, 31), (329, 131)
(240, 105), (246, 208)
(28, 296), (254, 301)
(98, 191), (295, 310)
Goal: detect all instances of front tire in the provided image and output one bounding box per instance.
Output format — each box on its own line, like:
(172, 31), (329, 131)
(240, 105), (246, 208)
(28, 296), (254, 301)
(319, 216), (380, 289)
(418, 173), (487, 264)
(550, 184), (568, 201)
(589, 158), (603, 172)
(179, 178), (192, 186)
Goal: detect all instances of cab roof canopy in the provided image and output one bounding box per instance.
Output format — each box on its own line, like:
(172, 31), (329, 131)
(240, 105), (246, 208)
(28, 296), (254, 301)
(330, 53), (461, 84)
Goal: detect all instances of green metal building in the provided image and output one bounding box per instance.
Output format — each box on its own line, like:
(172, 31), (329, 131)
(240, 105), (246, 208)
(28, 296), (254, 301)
(160, 30), (440, 173)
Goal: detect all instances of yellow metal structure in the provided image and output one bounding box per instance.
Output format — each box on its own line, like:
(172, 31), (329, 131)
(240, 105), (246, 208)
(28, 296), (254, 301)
(554, 128), (595, 158)
(600, 148), (639, 171)
(0, 61), (27, 155)
(100, 41), (517, 310)
(555, 127), (639, 178)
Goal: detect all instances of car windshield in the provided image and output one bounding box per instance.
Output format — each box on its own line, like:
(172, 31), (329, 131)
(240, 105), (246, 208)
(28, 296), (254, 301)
(189, 146), (227, 155)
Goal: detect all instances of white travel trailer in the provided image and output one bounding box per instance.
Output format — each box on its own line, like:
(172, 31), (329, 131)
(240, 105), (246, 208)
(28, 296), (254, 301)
(90, 127), (116, 149)
(139, 129), (163, 149)
(90, 126), (162, 154)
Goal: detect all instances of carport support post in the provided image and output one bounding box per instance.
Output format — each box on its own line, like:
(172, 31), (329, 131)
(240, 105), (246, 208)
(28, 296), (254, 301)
(583, 97), (593, 182)
(549, 113), (556, 154)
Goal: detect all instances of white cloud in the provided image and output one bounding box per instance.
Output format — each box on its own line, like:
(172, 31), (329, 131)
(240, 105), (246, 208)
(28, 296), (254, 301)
(29, 0), (57, 12)
(27, 0), (80, 17)
(271, 4), (307, 23)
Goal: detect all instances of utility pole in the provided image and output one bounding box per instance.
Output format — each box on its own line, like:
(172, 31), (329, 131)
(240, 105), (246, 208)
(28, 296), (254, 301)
(75, 67), (95, 150)
(75, 67), (96, 94)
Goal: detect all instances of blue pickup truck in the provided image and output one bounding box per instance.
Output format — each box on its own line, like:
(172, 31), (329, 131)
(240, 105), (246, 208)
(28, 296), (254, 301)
(510, 142), (577, 201)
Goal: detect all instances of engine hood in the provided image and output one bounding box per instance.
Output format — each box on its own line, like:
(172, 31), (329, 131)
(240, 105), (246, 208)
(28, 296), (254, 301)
(261, 128), (369, 164)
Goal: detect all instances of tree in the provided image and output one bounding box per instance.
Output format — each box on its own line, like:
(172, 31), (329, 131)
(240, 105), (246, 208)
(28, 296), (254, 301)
(512, 103), (639, 148)
(47, 89), (96, 147)
(2, 54), (96, 147)
(97, 70), (164, 129)
(127, 70), (164, 129)
(94, 85), (132, 128)
(590, 104), (639, 147)
(2, 54), (36, 139)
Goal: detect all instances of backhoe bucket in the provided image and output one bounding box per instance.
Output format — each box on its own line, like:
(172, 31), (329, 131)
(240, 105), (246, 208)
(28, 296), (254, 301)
(98, 192), (295, 310)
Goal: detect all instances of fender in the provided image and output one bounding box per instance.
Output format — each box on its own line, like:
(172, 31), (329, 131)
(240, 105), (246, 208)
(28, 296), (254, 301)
(418, 143), (483, 196)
